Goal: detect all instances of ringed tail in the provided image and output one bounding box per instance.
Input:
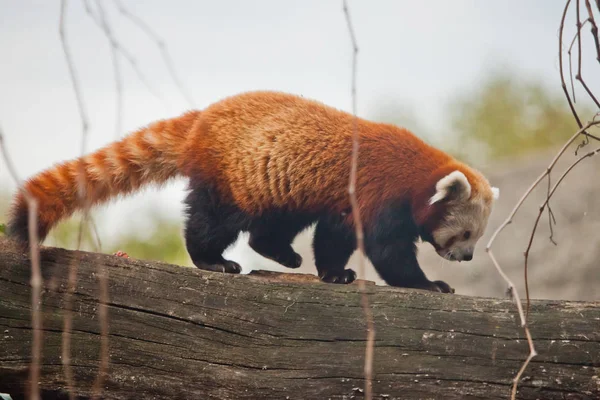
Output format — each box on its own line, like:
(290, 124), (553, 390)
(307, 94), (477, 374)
(7, 110), (200, 243)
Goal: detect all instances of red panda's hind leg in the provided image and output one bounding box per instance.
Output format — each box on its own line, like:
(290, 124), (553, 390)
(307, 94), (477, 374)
(313, 215), (357, 284)
(183, 183), (249, 274)
(248, 212), (315, 269)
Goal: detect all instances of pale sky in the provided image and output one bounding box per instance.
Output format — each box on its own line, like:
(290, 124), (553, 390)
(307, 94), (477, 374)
(1, 0), (597, 270)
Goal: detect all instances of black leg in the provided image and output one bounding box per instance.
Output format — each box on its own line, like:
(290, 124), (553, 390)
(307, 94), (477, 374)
(248, 212), (313, 269)
(183, 183), (249, 274)
(313, 215), (357, 284)
(365, 202), (454, 293)
(366, 241), (452, 292)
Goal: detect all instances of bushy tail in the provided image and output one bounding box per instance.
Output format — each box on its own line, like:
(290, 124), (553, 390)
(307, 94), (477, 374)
(7, 110), (200, 243)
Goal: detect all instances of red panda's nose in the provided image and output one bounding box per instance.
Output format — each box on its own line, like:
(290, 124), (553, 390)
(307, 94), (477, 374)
(463, 253), (473, 261)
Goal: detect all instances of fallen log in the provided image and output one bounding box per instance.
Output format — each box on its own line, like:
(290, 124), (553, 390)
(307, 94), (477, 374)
(0, 238), (598, 400)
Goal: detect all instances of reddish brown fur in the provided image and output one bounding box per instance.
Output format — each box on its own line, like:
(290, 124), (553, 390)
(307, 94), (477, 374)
(8, 91), (492, 243)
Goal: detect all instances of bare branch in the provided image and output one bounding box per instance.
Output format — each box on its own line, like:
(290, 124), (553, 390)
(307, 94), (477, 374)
(486, 120), (599, 249)
(584, 0), (600, 64)
(0, 128), (43, 400)
(59, 2), (85, 397)
(112, 0), (195, 108)
(59, 0), (89, 156)
(567, 18), (589, 103)
(576, 0), (600, 108)
(558, 0), (600, 143)
(82, 0), (167, 109)
(485, 250), (537, 400)
(342, 2), (374, 400)
(92, 0), (123, 140)
(485, 115), (600, 399)
(523, 144), (600, 316)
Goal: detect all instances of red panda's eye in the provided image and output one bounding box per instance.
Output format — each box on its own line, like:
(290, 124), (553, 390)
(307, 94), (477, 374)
(463, 231), (471, 240)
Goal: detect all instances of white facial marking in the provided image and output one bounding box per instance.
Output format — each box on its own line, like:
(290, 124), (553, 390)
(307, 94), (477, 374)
(429, 171), (471, 205)
(430, 193), (493, 262)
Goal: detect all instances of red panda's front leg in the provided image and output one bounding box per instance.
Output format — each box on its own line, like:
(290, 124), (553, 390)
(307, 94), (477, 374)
(365, 203), (455, 294)
(366, 240), (454, 293)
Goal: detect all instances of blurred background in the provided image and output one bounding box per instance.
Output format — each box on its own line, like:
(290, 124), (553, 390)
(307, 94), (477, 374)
(1, 1), (598, 301)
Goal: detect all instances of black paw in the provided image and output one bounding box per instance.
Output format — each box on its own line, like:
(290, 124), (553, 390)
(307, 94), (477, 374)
(431, 280), (455, 294)
(194, 260), (242, 274)
(250, 241), (303, 269)
(274, 251), (302, 269)
(319, 269), (357, 284)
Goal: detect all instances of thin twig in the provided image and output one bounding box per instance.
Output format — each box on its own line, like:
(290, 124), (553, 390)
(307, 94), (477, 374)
(92, 261), (110, 400)
(59, 0), (89, 156)
(523, 145), (600, 317)
(486, 121), (598, 248)
(567, 18), (589, 103)
(82, 0), (167, 108)
(0, 128), (43, 400)
(559, 1), (600, 146)
(584, 0), (600, 64)
(485, 251), (537, 400)
(559, 0), (580, 128)
(342, 2), (374, 399)
(93, 0), (123, 140)
(63, 3), (111, 399)
(576, 0), (600, 108)
(486, 119), (600, 398)
(59, 2), (95, 397)
(112, 0), (195, 108)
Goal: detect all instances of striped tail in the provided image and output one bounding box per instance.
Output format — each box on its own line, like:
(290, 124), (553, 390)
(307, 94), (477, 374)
(7, 110), (200, 243)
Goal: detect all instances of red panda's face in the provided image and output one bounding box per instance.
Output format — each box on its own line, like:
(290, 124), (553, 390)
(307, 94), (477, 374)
(424, 170), (499, 263)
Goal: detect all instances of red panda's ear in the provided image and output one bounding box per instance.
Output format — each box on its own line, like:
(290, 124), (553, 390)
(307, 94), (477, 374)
(429, 171), (471, 205)
(492, 187), (500, 200)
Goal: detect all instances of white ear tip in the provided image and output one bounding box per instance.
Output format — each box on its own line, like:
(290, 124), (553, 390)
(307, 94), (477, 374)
(492, 187), (500, 200)
(428, 170), (471, 205)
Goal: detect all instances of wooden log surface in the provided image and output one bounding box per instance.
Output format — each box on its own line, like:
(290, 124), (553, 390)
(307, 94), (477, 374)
(0, 238), (598, 400)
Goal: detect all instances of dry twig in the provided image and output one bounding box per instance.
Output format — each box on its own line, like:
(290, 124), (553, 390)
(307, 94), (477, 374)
(575, 0), (600, 108)
(485, 1), (600, 397)
(0, 129), (43, 400)
(89, 0), (123, 140)
(59, 2), (108, 398)
(112, 0), (195, 108)
(342, 2), (375, 399)
(584, 0), (600, 64)
(559, 0), (600, 143)
(82, 0), (167, 111)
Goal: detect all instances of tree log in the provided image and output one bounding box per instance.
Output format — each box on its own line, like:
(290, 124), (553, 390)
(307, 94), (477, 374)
(0, 238), (598, 400)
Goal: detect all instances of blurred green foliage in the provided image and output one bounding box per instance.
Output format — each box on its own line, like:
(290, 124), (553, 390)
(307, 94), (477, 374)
(447, 72), (595, 163)
(1, 71), (595, 263)
(0, 196), (191, 267)
(44, 214), (192, 267)
(373, 71), (596, 165)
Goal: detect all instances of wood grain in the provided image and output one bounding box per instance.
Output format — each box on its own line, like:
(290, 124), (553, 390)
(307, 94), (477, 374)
(0, 238), (598, 399)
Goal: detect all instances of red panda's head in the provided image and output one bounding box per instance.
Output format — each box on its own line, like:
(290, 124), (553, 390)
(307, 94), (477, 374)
(413, 165), (499, 263)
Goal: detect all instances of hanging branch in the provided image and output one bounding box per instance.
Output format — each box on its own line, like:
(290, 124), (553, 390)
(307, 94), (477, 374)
(82, 0), (167, 110)
(342, 1), (375, 399)
(112, 0), (195, 108)
(485, 1), (600, 398)
(0, 128), (43, 400)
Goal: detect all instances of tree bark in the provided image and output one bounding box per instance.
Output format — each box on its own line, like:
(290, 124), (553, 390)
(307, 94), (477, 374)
(0, 238), (598, 400)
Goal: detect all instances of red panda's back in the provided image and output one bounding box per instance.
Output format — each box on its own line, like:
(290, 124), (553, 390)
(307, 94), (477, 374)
(182, 92), (355, 213)
(182, 91), (452, 218)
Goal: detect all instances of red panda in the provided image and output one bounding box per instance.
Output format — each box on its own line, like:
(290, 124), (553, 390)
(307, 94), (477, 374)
(7, 91), (499, 293)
